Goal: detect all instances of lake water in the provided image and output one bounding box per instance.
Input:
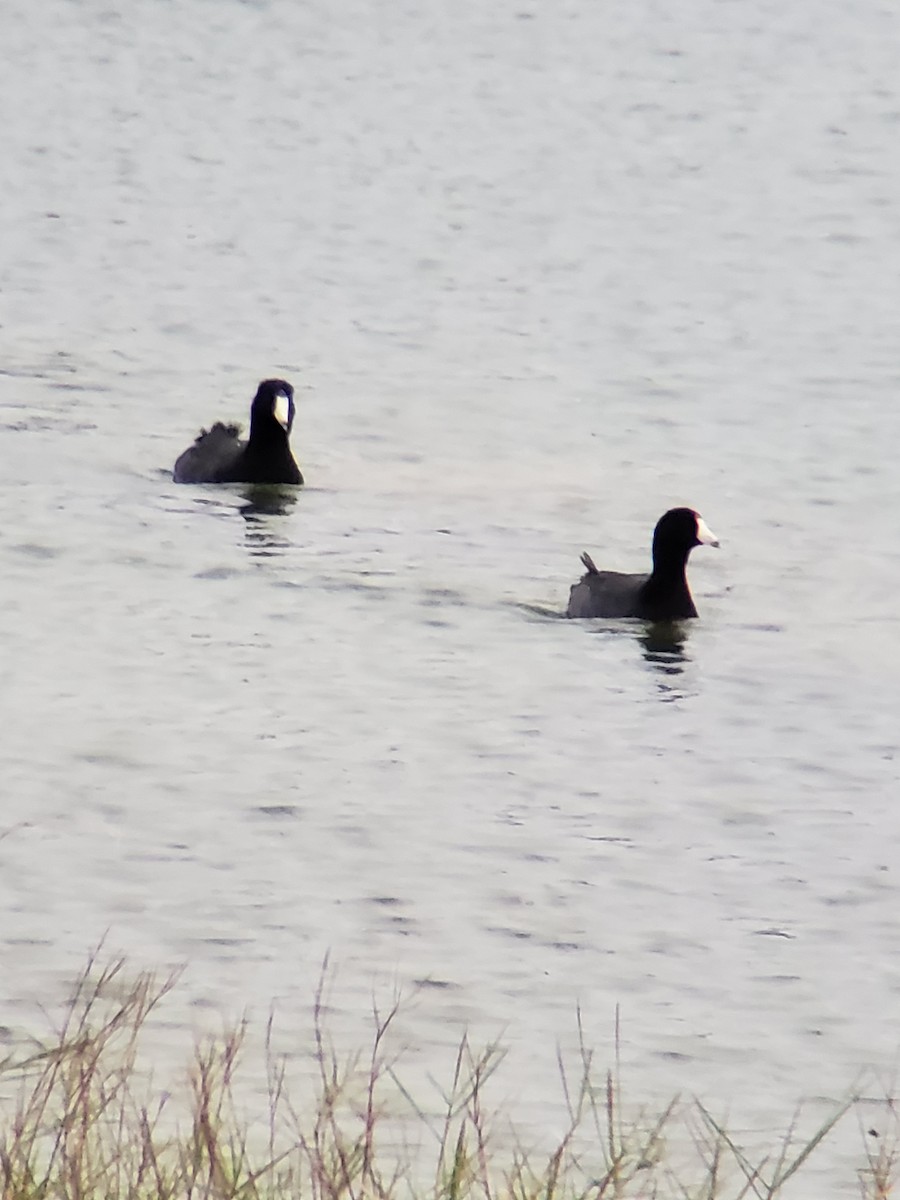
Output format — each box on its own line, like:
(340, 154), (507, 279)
(2, 0), (900, 1193)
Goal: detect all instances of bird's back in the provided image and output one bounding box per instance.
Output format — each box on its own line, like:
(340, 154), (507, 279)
(566, 561), (650, 618)
(172, 423), (244, 484)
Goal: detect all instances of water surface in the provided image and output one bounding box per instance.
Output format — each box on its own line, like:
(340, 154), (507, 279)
(2, 1), (900, 1193)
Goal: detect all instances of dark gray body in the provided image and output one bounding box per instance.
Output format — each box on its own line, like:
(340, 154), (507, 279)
(174, 423), (245, 484)
(566, 554), (698, 620)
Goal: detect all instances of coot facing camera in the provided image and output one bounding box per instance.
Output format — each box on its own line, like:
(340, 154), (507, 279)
(173, 379), (303, 485)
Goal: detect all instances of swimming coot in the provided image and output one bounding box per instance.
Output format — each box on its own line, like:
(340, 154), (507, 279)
(173, 379), (303, 485)
(566, 507), (719, 620)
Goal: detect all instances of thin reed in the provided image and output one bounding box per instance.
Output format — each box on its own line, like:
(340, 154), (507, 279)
(0, 957), (894, 1200)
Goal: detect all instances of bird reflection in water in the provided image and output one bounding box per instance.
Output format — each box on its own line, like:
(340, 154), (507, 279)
(238, 485), (298, 559)
(638, 621), (690, 700)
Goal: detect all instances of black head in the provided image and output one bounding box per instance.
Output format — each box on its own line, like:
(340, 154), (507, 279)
(250, 379), (295, 436)
(652, 508), (719, 567)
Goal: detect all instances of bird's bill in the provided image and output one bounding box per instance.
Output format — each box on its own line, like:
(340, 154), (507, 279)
(695, 516), (720, 547)
(273, 390), (292, 431)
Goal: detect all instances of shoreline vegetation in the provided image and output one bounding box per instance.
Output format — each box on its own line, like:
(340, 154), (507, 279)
(0, 957), (895, 1199)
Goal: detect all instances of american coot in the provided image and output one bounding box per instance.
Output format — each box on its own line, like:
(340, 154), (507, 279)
(173, 379), (303, 485)
(566, 507), (719, 620)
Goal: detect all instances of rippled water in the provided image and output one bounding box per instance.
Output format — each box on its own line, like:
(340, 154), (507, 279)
(3, 0), (900, 1193)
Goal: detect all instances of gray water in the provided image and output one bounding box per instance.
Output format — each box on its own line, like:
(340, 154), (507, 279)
(3, 0), (900, 1192)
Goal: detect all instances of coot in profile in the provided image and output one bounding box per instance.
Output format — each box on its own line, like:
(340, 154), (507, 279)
(173, 379), (303, 485)
(566, 507), (719, 620)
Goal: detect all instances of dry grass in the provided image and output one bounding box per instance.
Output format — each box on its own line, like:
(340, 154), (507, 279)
(0, 956), (894, 1200)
